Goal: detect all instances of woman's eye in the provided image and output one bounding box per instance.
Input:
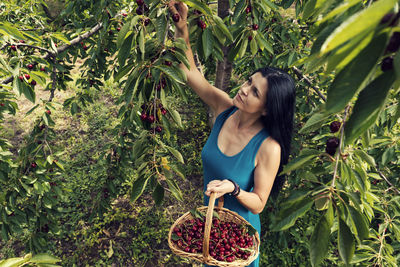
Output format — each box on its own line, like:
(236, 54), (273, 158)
(253, 88), (258, 96)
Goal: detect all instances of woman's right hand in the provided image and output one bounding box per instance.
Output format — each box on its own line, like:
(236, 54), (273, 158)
(168, 1), (189, 33)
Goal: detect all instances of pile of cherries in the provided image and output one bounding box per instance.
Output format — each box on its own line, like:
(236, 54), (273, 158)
(172, 216), (255, 263)
(140, 100), (167, 133)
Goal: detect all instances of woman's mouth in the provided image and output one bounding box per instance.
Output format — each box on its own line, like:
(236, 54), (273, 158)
(236, 94), (243, 103)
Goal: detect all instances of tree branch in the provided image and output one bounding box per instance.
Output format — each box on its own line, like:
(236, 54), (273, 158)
(292, 66), (326, 102)
(1, 22), (103, 85)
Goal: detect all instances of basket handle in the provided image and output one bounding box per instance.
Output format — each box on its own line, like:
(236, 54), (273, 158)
(202, 192), (224, 260)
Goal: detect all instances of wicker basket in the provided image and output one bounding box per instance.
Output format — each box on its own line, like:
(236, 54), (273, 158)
(168, 192), (260, 266)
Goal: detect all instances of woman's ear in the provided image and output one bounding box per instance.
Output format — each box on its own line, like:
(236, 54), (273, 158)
(262, 108), (267, 116)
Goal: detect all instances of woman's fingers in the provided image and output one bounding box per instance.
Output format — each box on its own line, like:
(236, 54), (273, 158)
(168, 1), (178, 15)
(168, 1), (188, 19)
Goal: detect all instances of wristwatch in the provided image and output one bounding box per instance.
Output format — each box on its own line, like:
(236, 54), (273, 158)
(227, 179), (240, 197)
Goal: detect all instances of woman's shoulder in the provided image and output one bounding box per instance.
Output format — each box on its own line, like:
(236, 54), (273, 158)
(257, 136), (281, 162)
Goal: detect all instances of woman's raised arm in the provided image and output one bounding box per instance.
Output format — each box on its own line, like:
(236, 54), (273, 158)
(168, 1), (233, 115)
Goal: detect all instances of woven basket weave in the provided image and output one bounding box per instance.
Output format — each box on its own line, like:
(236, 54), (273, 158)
(168, 192), (260, 266)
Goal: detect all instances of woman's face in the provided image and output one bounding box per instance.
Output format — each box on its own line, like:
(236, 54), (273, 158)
(233, 72), (268, 116)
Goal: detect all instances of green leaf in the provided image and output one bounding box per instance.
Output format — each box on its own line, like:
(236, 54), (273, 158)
(0, 22), (25, 40)
(30, 254), (61, 264)
(139, 28), (145, 60)
(299, 111), (329, 133)
(26, 104), (39, 116)
(155, 65), (185, 85)
(181, 0), (213, 16)
(280, 151), (320, 175)
(130, 176), (149, 203)
(212, 15), (233, 41)
(381, 146), (395, 165)
(0, 257), (29, 267)
(21, 82), (35, 103)
(118, 32), (134, 67)
(347, 205), (369, 241)
(326, 30), (374, 74)
(250, 37), (258, 56)
(345, 71), (395, 144)
(325, 32), (389, 114)
(169, 109), (183, 128)
(238, 37), (248, 58)
(272, 197), (313, 231)
(338, 218), (355, 265)
(321, 0), (397, 54)
(202, 28), (213, 59)
(152, 182), (164, 206)
(117, 19), (132, 48)
(354, 150), (376, 168)
(52, 32), (71, 45)
(310, 216), (331, 267)
(316, 0), (361, 25)
(156, 14), (167, 43)
(165, 146), (184, 164)
(302, 0), (317, 20)
(166, 179), (184, 201)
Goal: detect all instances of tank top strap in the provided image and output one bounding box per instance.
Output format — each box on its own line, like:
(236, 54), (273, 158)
(243, 128), (270, 166)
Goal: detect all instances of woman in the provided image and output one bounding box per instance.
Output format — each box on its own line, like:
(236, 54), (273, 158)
(168, 2), (296, 266)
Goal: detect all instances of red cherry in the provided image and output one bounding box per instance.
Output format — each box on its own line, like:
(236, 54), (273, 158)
(245, 6), (252, 14)
(0, 103), (4, 107)
(83, 45), (88, 50)
(122, 13), (127, 17)
(252, 24), (259, 30)
(18, 76), (24, 81)
(381, 57), (393, 72)
(147, 115), (155, 123)
(329, 121), (341, 133)
(30, 80), (37, 86)
(46, 110), (51, 115)
(155, 126), (162, 133)
(24, 74), (30, 79)
(40, 67), (45, 71)
(27, 64), (34, 69)
(19, 40), (25, 43)
(136, 7), (143, 15)
(117, 27), (121, 32)
(144, 18), (151, 26)
(248, 35), (253, 41)
(164, 61), (172, 66)
(197, 19), (206, 29)
(172, 13), (180, 22)
(31, 162), (37, 168)
(10, 45), (16, 51)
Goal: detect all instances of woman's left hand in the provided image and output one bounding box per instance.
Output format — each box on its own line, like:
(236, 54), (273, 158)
(205, 179), (235, 199)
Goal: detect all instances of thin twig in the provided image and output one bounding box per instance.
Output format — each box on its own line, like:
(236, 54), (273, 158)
(0, 43), (53, 54)
(377, 168), (400, 194)
(292, 66), (326, 102)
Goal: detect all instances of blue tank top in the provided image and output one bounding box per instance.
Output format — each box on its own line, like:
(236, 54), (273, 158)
(201, 106), (269, 267)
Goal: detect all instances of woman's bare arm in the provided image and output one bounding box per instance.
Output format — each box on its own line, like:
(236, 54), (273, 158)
(168, 1), (233, 115)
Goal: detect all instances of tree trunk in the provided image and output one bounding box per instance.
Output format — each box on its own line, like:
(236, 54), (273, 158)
(209, 0), (233, 126)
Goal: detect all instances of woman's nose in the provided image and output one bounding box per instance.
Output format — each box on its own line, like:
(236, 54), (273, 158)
(241, 86), (249, 96)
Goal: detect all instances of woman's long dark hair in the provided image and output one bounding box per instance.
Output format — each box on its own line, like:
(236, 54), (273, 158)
(252, 67), (295, 197)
